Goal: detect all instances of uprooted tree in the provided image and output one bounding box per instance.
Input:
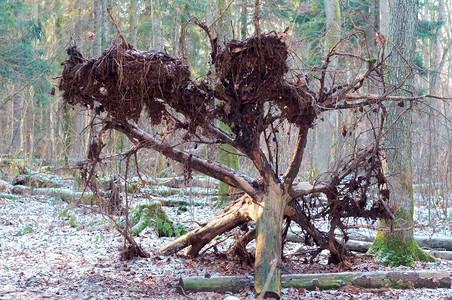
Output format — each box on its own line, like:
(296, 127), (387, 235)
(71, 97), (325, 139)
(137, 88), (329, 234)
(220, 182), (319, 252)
(58, 17), (437, 298)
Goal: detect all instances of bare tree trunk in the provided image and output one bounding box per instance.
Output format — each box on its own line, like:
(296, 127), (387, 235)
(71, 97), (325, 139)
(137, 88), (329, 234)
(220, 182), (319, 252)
(314, 0), (342, 176)
(369, 0), (435, 266)
(379, 0), (390, 37)
(93, 0), (103, 56)
(0, 98), (8, 153)
(214, 0), (239, 202)
(102, 0), (109, 46)
(45, 105), (56, 162)
(129, 0), (138, 46)
(240, 0), (248, 39)
(11, 92), (22, 156)
(431, 0), (445, 92)
(21, 91), (34, 158)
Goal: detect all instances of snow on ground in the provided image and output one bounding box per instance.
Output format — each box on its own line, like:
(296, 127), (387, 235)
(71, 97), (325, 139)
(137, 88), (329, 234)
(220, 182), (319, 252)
(0, 189), (451, 299)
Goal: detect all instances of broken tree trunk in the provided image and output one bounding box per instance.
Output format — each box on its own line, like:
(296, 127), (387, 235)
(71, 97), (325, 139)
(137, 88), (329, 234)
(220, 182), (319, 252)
(179, 270), (451, 294)
(160, 194), (350, 265)
(160, 195), (253, 256)
(253, 181), (291, 298)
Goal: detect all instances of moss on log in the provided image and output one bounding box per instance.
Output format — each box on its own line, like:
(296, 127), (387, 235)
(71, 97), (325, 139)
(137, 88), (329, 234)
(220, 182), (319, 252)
(179, 276), (254, 294)
(179, 270), (451, 294)
(9, 185), (94, 202)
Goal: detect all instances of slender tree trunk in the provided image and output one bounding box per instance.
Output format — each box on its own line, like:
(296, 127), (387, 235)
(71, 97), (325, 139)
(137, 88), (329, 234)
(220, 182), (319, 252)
(45, 105), (56, 162)
(240, 0), (248, 39)
(431, 0), (445, 92)
(369, 0), (435, 266)
(0, 97), (8, 153)
(129, 0), (138, 46)
(214, 0), (240, 202)
(11, 92), (22, 156)
(379, 0), (390, 38)
(102, 0), (109, 47)
(93, 0), (103, 56)
(21, 91), (34, 158)
(313, 0), (341, 176)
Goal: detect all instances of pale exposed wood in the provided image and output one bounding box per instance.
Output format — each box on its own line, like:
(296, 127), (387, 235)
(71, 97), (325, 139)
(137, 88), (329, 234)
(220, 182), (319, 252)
(159, 195), (254, 256)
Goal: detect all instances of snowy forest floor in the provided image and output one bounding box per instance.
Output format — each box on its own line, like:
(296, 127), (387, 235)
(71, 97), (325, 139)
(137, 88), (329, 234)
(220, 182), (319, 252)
(0, 174), (451, 299)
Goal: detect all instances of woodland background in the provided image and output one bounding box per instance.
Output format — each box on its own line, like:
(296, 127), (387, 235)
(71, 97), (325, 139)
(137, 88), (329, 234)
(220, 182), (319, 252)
(0, 0), (452, 299)
(1, 0), (450, 218)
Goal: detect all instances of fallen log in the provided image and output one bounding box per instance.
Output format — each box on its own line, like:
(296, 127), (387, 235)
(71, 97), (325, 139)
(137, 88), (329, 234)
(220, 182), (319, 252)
(429, 251), (452, 261)
(12, 173), (73, 188)
(179, 270), (451, 294)
(158, 175), (219, 189)
(288, 233), (452, 254)
(343, 234), (452, 251)
(161, 196), (350, 263)
(9, 185), (94, 202)
(343, 239), (373, 253)
(339, 239), (452, 261)
(179, 276), (254, 294)
(412, 237), (452, 251)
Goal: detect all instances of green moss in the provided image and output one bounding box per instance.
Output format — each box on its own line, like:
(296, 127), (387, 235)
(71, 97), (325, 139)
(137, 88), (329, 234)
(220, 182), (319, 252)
(130, 203), (187, 237)
(369, 231), (436, 267)
(162, 199), (189, 206)
(131, 203), (165, 234)
(154, 188), (182, 197)
(177, 205), (188, 214)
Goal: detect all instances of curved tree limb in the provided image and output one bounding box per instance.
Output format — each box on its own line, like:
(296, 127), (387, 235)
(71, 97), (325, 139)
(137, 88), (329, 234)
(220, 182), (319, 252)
(112, 121), (258, 198)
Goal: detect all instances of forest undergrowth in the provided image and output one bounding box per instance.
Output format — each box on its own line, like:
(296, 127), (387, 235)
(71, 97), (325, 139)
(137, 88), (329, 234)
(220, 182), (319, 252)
(0, 166), (451, 299)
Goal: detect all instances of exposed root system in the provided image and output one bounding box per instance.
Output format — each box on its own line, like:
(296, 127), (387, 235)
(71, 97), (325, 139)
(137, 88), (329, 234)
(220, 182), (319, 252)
(59, 33), (391, 264)
(60, 43), (207, 125)
(60, 33), (316, 142)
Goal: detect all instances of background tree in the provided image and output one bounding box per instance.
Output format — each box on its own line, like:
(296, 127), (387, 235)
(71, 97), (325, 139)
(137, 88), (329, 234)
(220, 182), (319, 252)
(214, 0), (240, 202)
(369, 0), (435, 266)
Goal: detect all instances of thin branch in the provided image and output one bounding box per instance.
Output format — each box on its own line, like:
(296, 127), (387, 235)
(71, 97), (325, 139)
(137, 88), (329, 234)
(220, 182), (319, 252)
(208, 0), (236, 29)
(107, 8), (129, 47)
